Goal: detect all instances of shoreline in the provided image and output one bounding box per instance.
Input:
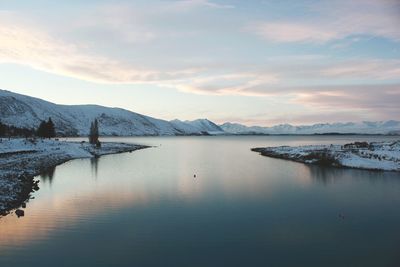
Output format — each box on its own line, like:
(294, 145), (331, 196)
(252, 141), (400, 172)
(0, 139), (149, 217)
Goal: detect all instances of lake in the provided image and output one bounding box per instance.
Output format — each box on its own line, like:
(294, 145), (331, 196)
(1, 136), (400, 267)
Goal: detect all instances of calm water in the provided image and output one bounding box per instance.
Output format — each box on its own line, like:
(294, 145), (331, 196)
(1, 136), (400, 267)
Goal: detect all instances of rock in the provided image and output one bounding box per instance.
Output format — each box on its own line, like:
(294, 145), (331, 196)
(33, 180), (40, 191)
(15, 209), (24, 217)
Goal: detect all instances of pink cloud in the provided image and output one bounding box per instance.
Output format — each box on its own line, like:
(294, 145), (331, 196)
(251, 23), (338, 43)
(249, 0), (400, 43)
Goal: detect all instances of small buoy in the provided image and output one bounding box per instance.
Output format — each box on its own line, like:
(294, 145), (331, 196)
(194, 174), (196, 178)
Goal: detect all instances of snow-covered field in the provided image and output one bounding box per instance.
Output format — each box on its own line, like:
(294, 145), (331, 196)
(0, 138), (148, 215)
(252, 141), (400, 171)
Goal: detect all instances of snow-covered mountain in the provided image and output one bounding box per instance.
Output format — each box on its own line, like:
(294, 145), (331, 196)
(220, 121), (400, 135)
(170, 119), (224, 135)
(0, 89), (218, 136)
(1, 89), (399, 136)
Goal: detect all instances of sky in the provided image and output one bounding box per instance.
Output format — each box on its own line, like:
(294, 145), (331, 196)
(0, 0), (399, 126)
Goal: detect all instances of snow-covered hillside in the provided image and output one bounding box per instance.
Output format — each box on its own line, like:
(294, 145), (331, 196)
(252, 141), (400, 171)
(221, 121), (400, 135)
(171, 119), (224, 135)
(2, 89), (399, 136)
(0, 90), (218, 136)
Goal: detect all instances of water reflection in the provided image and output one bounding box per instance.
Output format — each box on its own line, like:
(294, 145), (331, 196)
(308, 164), (400, 185)
(40, 166), (56, 185)
(1, 136), (400, 267)
(90, 157), (99, 178)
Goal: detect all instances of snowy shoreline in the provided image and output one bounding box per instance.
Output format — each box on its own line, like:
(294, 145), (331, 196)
(0, 139), (149, 216)
(252, 141), (400, 172)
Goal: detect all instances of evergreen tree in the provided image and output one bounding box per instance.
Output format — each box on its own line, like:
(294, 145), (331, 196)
(89, 119), (100, 145)
(47, 117), (56, 138)
(37, 117), (56, 138)
(0, 121), (5, 136)
(0, 120), (34, 137)
(37, 120), (48, 138)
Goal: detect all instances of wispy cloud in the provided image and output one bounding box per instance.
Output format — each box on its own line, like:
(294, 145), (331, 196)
(0, 16), (199, 84)
(216, 111), (376, 126)
(249, 0), (400, 43)
(251, 22), (338, 43)
(171, 59), (400, 97)
(321, 60), (400, 80)
(1, 1), (399, 124)
(293, 84), (400, 115)
(173, 72), (280, 96)
(215, 84), (400, 126)
(1, 15), (398, 90)
(172, 0), (235, 10)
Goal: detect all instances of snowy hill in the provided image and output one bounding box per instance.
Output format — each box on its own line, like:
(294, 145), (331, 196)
(220, 121), (400, 135)
(0, 90), (218, 136)
(169, 119), (223, 135)
(177, 119), (224, 135)
(1, 89), (399, 136)
(252, 141), (400, 171)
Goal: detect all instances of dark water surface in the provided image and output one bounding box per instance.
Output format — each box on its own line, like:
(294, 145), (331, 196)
(1, 136), (400, 267)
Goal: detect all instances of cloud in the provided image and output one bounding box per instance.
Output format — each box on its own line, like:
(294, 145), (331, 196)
(66, 1), (229, 51)
(293, 84), (400, 114)
(1, 16), (399, 97)
(172, 0), (235, 10)
(251, 22), (338, 43)
(249, 0), (400, 43)
(320, 60), (400, 80)
(216, 111), (376, 126)
(171, 58), (400, 97)
(0, 15), (280, 92)
(215, 84), (400, 126)
(1, 8), (399, 126)
(0, 16), (200, 84)
(173, 72), (280, 96)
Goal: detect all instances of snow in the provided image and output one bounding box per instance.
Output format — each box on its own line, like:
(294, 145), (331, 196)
(184, 119), (224, 134)
(0, 138), (147, 214)
(170, 119), (225, 135)
(2, 89), (400, 136)
(252, 141), (400, 171)
(0, 89), (222, 136)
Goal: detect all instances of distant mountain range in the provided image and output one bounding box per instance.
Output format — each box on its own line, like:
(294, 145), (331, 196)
(220, 121), (400, 135)
(1, 89), (399, 136)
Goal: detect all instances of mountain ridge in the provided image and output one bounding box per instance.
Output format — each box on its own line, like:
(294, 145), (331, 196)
(220, 121), (400, 135)
(0, 89), (221, 136)
(1, 89), (399, 136)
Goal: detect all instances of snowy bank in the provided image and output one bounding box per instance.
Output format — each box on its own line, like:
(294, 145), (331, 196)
(252, 141), (400, 172)
(0, 138), (148, 215)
